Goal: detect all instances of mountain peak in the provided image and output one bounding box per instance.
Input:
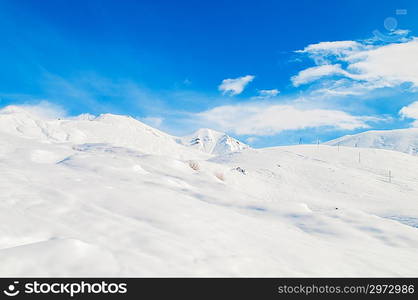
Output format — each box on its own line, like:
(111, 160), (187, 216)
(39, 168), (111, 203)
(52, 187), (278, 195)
(180, 128), (250, 155)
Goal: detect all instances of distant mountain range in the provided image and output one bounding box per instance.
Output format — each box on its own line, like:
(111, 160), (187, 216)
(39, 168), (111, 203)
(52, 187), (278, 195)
(325, 128), (418, 155)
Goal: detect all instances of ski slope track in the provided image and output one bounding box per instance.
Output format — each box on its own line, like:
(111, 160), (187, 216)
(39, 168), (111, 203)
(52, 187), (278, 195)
(1, 106), (418, 276)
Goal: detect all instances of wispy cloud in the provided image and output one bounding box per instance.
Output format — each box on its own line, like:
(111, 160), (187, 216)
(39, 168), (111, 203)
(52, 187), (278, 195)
(292, 64), (346, 87)
(297, 40), (362, 54)
(193, 102), (381, 136)
(255, 89), (280, 99)
(0, 101), (67, 119)
(296, 40), (363, 62)
(36, 71), (171, 116)
(25, 101), (67, 119)
(218, 75), (255, 96)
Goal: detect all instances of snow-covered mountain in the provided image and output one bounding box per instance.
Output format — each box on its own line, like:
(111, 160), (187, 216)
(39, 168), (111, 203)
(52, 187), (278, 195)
(1, 105), (418, 277)
(0, 105), (207, 160)
(0, 106), (248, 157)
(178, 128), (251, 155)
(325, 128), (418, 155)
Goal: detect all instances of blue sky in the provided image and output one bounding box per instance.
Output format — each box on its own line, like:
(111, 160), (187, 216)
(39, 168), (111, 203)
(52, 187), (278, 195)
(1, 0), (418, 147)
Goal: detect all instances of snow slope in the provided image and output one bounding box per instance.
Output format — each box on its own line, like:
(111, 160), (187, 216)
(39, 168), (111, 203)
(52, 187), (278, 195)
(1, 106), (418, 276)
(178, 128), (250, 155)
(325, 128), (418, 155)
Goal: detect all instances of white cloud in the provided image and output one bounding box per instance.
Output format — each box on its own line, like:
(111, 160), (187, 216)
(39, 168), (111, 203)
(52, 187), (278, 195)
(297, 40), (363, 55)
(346, 38), (418, 86)
(310, 79), (389, 97)
(195, 103), (378, 136)
(257, 89), (280, 98)
(293, 37), (418, 92)
(399, 101), (418, 127)
(292, 64), (346, 86)
(296, 40), (365, 65)
(218, 75), (255, 96)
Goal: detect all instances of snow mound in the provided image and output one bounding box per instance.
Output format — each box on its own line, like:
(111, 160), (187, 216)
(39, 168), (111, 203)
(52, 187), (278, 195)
(179, 128), (250, 155)
(325, 128), (418, 155)
(0, 238), (119, 276)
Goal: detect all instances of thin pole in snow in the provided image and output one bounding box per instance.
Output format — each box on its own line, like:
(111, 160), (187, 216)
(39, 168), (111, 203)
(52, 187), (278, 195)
(338, 142), (340, 152)
(389, 170), (392, 183)
(358, 152), (361, 163)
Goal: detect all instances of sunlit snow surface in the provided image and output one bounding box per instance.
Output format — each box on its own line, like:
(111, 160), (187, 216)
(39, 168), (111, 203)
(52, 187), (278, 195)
(1, 106), (418, 276)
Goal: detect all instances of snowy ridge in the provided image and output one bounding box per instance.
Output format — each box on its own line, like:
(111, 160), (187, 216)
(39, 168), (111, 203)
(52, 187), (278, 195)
(1, 106), (418, 276)
(179, 128), (251, 155)
(0, 106), (207, 160)
(325, 128), (418, 155)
